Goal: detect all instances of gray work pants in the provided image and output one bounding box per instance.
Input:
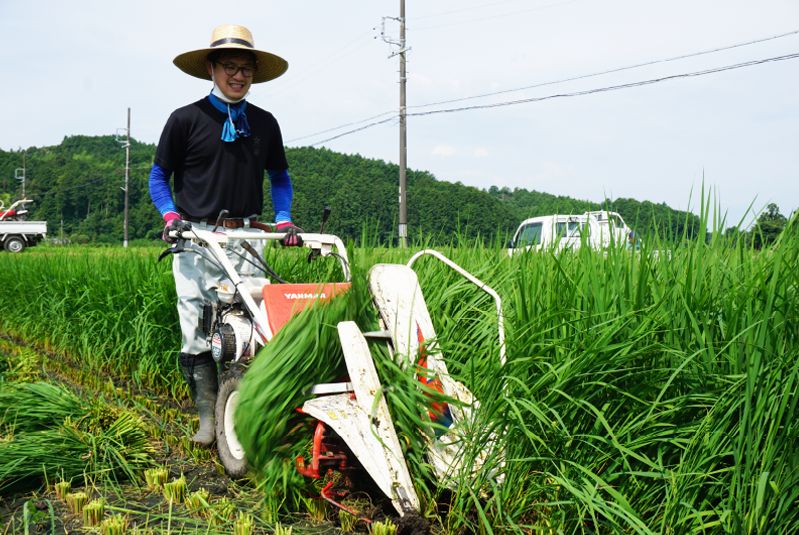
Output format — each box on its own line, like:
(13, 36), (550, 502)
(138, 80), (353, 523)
(173, 220), (265, 355)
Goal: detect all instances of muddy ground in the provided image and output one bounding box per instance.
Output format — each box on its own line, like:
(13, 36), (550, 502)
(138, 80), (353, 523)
(0, 336), (434, 535)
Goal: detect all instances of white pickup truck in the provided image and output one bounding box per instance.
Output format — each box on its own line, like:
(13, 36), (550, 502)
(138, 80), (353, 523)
(0, 220), (47, 253)
(507, 210), (632, 256)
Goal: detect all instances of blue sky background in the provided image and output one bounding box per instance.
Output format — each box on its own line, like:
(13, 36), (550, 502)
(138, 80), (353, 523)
(1, 0), (797, 228)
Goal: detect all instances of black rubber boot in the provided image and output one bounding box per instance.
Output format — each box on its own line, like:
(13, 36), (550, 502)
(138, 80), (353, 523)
(179, 352), (218, 448)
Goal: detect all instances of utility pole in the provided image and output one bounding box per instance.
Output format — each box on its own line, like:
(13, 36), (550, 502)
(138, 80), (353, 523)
(14, 153), (26, 198)
(398, 0), (407, 248)
(116, 109), (131, 248)
(382, 2), (410, 247)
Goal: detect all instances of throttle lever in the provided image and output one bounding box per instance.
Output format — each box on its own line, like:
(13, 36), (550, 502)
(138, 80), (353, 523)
(212, 209), (229, 232)
(319, 206), (332, 234)
(158, 238), (187, 262)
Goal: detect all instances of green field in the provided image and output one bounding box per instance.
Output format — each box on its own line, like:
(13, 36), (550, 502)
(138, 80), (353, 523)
(0, 211), (797, 534)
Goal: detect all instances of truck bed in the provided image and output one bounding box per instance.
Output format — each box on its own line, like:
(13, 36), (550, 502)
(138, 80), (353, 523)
(0, 220), (48, 236)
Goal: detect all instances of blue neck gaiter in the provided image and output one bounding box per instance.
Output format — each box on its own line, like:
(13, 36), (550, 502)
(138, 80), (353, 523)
(208, 92), (251, 142)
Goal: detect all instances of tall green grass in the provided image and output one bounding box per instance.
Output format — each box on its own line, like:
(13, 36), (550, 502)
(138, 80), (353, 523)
(0, 245), (350, 396)
(0, 249), (180, 394)
(408, 213), (799, 533)
(0, 208), (796, 532)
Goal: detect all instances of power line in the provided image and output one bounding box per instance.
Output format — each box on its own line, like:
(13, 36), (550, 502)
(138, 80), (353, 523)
(23, 166), (150, 199)
(406, 28), (799, 110)
(305, 117), (397, 147)
(406, 51), (799, 116)
(296, 51), (799, 146)
(287, 29), (799, 145)
(285, 110), (397, 143)
(26, 175), (111, 197)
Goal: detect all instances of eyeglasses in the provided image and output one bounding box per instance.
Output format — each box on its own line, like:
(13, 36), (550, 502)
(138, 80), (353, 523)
(218, 62), (255, 77)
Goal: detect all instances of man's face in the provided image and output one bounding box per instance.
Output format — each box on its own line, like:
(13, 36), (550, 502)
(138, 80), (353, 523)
(206, 53), (255, 101)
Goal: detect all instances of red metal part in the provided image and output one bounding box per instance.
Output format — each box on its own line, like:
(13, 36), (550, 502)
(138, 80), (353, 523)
(296, 420), (326, 477)
(296, 420), (372, 522)
(321, 481), (372, 523)
(416, 321), (448, 419)
(296, 420), (349, 478)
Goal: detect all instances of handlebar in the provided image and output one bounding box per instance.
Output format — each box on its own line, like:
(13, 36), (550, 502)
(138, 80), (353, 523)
(167, 225), (351, 282)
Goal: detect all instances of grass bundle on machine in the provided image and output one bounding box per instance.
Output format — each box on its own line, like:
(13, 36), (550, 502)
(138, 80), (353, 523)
(235, 264), (456, 505)
(235, 272), (368, 493)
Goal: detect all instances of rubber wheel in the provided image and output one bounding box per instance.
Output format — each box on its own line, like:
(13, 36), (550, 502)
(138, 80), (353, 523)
(4, 236), (25, 253)
(215, 363), (248, 479)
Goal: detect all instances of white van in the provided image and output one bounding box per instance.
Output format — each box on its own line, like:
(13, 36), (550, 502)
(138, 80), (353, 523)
(507, 211), (632, 256)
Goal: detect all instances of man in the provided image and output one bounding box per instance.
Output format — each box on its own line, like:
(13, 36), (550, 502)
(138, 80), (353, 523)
(626, 231), (640, 250)
(149, 24), (302, 448)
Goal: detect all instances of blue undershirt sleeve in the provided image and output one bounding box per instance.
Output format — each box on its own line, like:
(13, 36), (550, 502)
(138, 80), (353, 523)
(268, 169), (293, 223)
(149, 163), (178, 218)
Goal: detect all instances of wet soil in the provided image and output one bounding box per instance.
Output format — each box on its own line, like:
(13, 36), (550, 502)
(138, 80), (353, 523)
(0, 334), (436, 535)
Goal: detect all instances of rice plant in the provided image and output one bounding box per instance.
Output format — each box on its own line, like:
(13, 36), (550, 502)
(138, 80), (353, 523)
(0, 194), (797, 533)
(209, 497), (235, 526)
(82, 498), (104, 526)
(100, 513), (128, 535)
(65, 492), (88, 515)
(0, 406), (155, 493)
(338, 510), (357, 533)
(0, 345), (40, 382)
(213, 459), (225, 475)
(301, 495), (326, 522)
(144, 467), (167, 492)
(370, 520), (398, 535)
(0, 249), (180, 394)
(186, 488), (211, 519)
(233, 511), (255, 535)
(54, 481), (71, 501)
(234, 272), (372, 494)
(262, 493), (283, 524)
(162, 474), (187, 503)
(0, 382), (87, 433)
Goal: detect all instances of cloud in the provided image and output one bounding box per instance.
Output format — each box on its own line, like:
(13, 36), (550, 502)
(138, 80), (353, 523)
(432, 144), (457, 157)
(474, 147), (489, 158)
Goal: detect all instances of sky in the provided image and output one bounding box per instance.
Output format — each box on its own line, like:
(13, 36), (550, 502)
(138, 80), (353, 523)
(1, 0), (797, 229)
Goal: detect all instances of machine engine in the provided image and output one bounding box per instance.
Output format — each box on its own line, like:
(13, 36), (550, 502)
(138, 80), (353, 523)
(201, 292), (258, 364)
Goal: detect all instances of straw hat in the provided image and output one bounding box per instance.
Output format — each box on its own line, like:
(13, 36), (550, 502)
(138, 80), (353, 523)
(173, 25), (288, 84)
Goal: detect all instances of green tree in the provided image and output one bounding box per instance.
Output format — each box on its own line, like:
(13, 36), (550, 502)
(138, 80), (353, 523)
(752, 203), (787, 248)
(0, 136), (706, 247)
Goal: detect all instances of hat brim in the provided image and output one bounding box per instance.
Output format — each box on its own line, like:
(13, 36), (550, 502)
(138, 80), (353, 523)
(174, 46), (288, 84)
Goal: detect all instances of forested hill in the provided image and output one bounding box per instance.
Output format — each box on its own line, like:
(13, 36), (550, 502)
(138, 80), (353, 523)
(0, 136), (699, 245)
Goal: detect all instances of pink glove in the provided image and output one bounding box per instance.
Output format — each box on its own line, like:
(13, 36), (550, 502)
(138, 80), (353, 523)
(162, 212), (181, 244)
(276, 221), (304, 247)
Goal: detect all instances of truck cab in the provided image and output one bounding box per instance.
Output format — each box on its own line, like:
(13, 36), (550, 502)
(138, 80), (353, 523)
(508, 211), (631, 256)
